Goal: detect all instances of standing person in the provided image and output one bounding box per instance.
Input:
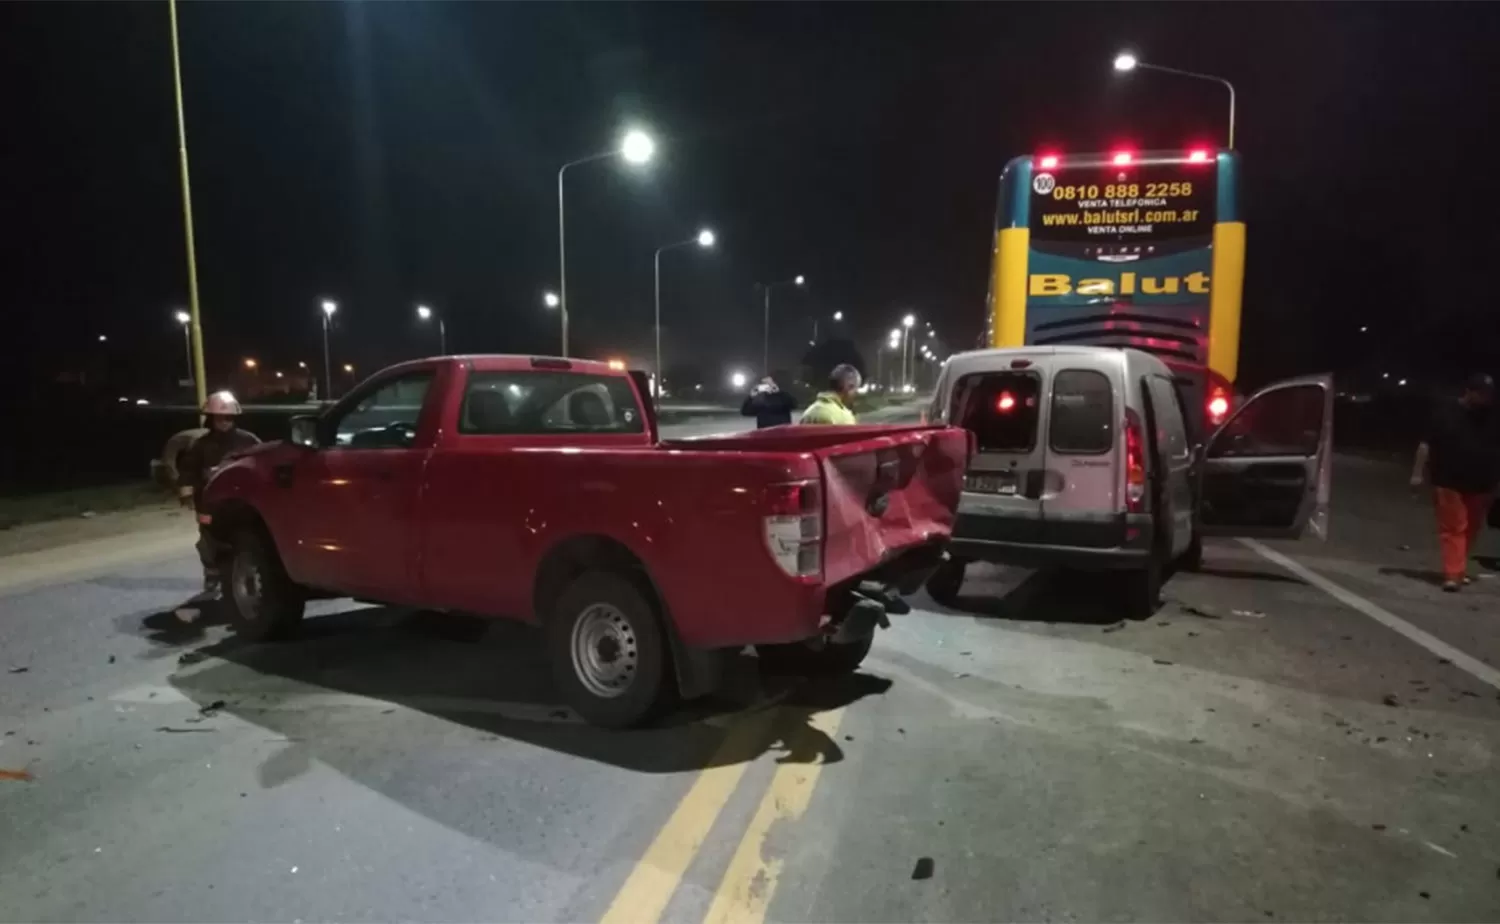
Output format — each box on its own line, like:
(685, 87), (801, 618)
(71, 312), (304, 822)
(741, 376), (796, 428)
(1410, 373), (1499, 592)
(177, 391), (260, 607)
(799, 363), (861, 425)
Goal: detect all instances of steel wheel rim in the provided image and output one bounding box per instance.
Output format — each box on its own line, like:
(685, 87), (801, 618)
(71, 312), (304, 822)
(569, 603), (638, 699)
(232, 549), (264, 620)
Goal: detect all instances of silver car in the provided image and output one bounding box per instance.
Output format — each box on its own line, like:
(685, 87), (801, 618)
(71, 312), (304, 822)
(925, 346), (1332, 618)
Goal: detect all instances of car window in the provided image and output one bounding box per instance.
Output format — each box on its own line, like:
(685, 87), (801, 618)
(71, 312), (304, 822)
(1050, 369), (1113, 454)
(1208, 383), (1324, 458)
(332, 372), (434, 448)
(459, 371), (644, 435)
(1147, 376), (1190, 461)
(955, 371), (1041, 453)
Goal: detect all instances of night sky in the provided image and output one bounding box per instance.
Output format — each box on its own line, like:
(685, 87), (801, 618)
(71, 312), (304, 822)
(5, 2), (1500, 395)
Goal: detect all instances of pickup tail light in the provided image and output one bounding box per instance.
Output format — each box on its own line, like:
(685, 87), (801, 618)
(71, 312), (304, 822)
(764, 480), (823, 581)
(1124, 408), (1147, 513)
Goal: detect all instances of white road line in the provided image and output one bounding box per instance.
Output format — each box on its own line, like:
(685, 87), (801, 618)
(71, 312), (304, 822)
(1240, 538), (1500, 691)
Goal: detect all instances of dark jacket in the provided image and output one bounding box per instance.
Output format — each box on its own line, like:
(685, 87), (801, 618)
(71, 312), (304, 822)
(741, 390), (796, 428)
(178, 426), (261, 505)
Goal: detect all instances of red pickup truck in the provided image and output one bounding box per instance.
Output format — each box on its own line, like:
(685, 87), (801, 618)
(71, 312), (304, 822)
(200, 356), (969, 726)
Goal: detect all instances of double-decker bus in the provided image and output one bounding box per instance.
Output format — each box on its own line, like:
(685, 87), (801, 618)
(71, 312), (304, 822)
(986, 148), (1244, 432)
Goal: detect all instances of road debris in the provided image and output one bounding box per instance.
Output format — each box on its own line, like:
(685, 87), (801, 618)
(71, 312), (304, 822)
(1190, 737), (1204, 744)
(0, 768), (35, 782)
(154, 727), (215, 734)
(108, 655), (116, 664)
(1372, 824), (1387, 831)
(7, 667), (28, 674)
(1232, 609), (1266, 619)
(1382, 694), (1401, 707)
(1177, 603), (1222, 620)
(1153, 658), (1174, 666)
(911, 857), (934, 880)
(199, 700), (227, 717)
(952, 672), (970, 679)
(1102, 622), (1126, 634)
(1419, 891), (1431, 900)
(177, 649), (210, 666)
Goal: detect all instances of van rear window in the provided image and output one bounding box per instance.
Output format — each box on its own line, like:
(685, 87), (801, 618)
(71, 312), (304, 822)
(1050, 369), (1114, 454)
(956, 372), (1041, 452)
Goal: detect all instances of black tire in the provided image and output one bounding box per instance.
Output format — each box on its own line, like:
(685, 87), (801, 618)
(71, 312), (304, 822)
(757, 633), (874, 677)
(925, 558), (966, 607)
(547, 571), (671, 729)
(1122, 555), (1163, 621)
(225, 527), (305, 642)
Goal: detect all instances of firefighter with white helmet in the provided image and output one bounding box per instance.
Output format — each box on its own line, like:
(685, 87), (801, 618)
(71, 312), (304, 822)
(177, 391), (260, 605)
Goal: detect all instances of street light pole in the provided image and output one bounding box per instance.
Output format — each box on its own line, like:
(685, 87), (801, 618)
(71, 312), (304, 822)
(320, 299), (337, 399)
(168, 0), (207, 412)
(1114, 53), (1237, 149)
(556, 129), (656, 358)
(758, 274), (806, 373)
(653, 229), (716, 404)
(900, 314), (916, 391)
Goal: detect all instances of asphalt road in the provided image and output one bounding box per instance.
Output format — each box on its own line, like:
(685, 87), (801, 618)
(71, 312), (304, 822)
(3, 415), (1500, 923)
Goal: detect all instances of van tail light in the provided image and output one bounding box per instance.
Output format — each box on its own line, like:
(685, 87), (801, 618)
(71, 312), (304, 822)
(1206, 387), (1231, 427)
(1124, 409), (1147, 513)
(764, 480), (822, 581)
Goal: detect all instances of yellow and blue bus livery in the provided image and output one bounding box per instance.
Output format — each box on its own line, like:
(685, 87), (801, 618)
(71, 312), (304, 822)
(988, 149), (1244, 429)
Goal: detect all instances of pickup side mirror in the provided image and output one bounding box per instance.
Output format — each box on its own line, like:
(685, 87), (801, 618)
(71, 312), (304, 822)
(289, 415), (320, 449)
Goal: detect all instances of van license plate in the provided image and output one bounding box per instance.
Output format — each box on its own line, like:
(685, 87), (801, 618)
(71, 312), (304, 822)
(965, 472), (1017, 495)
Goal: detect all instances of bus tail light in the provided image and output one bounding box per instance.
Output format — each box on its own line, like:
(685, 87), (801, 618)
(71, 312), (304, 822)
(1124, 409), (1147, 513)
(1038, 154), (1060, 169)
(1207, 388), (1231, 426)
(1112, 151), (1133, 166)
(1187, 149), (1211, 163)
(763, 480), (822, 581)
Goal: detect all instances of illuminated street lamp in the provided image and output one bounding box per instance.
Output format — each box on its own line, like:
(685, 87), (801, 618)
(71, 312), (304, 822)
(757, 274), (807, 372)
(343, 363), (355, 375)
(557, 126), (657, 357)
(1114, 51), (1236, 149)
(543, 291), (560, 309)
(174, 310), (193, 391)
(654, 227), (717, 402)
(415, 303), (446, 355)
(729, 370), (748, 390)
(813, 309), (846, 343)
(319, 299), (338, 399)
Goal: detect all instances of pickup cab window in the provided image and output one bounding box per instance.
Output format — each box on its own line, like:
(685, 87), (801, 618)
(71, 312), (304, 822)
(460, 371), (644, 435)
(333, 371), (434, 448)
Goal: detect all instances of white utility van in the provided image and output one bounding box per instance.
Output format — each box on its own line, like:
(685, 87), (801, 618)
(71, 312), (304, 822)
(925, 346), (1331, 618)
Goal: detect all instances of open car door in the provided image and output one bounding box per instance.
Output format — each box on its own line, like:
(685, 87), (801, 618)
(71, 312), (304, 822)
(1197, 374), (1333, 540)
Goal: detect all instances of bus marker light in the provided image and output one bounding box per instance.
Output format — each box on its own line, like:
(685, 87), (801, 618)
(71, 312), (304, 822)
(1038, 155), (1059, 169)
(1112, 151), (1133, 166)
(1188, 149), (1210, 163)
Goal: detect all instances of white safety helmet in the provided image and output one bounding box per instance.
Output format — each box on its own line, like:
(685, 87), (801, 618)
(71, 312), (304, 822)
(202, 391), (242, 416)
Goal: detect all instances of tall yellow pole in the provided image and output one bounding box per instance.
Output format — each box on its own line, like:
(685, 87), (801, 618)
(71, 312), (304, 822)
(168, 0), (207, 411)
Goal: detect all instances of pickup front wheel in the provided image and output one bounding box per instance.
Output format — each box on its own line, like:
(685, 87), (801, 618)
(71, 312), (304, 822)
(548, 571), (670, 729)
(225, 527), (305, 642)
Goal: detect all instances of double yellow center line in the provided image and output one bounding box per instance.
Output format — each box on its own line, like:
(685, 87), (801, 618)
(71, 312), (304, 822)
(600, 705), (848, 924)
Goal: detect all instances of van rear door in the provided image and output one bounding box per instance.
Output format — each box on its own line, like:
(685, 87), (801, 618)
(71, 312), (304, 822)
(1197, 374), (1333, 539)
(951, 366), (1049, 543)
(1037, 364), (1121, 546)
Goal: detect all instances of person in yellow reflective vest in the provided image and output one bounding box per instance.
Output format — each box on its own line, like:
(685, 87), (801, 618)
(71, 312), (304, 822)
(799, 364), (861, 425)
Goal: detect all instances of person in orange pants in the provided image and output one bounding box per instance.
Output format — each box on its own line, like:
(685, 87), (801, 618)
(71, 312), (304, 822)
(1411, 374), (1498, 591)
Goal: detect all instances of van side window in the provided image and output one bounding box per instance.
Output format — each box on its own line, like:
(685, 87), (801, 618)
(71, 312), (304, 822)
(1050, 369), (1113, 454)
(1209, 383), (1324, 458)
(1146, 376), (1190, 461)
(956, 372), (1041, 453)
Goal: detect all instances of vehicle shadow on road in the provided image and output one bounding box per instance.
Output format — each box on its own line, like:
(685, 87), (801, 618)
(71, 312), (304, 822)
(166, 607), (887, 778)
(931, 567), (1132, 626)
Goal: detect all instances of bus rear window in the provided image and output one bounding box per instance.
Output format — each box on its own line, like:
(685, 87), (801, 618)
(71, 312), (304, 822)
(1049, 369), (1114, 453)
(957, 372), (1041, 453)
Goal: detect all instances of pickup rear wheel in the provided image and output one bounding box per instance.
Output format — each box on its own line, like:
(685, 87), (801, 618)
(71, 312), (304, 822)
(225, 527), (305, 642)
(548, 571), (670, 729)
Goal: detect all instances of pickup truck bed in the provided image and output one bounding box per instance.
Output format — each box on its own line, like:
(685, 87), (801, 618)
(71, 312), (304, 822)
(202, 356), (968, 726)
